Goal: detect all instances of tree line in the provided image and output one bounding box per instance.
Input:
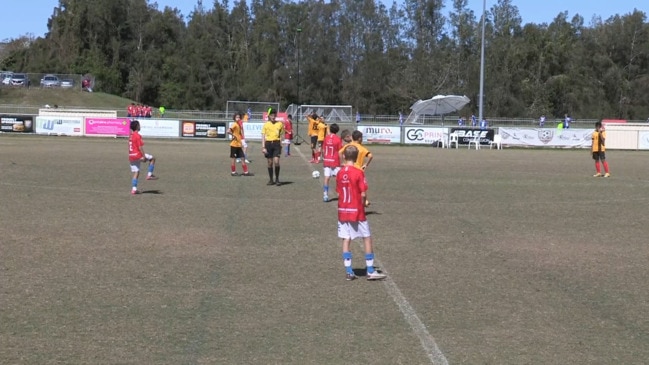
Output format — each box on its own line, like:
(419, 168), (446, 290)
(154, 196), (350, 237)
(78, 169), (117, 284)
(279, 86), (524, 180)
(1, 0), (648, 120)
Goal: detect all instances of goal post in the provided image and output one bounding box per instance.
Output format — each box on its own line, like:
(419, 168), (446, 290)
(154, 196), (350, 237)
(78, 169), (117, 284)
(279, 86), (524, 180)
(293, 104), (354, 142)
(225, 101), (280, 122)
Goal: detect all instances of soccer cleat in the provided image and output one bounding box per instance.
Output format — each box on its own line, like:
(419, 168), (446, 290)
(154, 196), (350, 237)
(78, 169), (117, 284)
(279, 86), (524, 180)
(130, 189), (140, 195)
(366, 271), (387, 281)
(146, 175), (158, 180)
(231, 172), (239, 176)
(593, 173), (602, 177)
(323, 194), (329, 202)
(245, 159), (251, 164)
(346, 273), (357, 281)
(241, 172), (254, 176)
(275, 180), (281, 186)
(604, 173), (611, 178)
(267, 180), (275, 186)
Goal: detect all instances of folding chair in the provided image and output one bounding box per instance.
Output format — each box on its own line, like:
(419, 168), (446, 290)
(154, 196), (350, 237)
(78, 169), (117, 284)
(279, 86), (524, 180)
(490, 134), (502, 149)
(467, 133), (481, 150)
(448, 133), (459, 149)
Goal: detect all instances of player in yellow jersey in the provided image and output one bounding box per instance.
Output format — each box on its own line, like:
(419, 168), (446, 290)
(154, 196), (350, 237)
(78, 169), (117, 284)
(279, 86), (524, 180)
(339, 130), (373, 171)
(227, 112), (253, 176)
(591, 121), (610, 177)
(307, 113), (319, 162)
(261, 109), (285, 185)
(313, 116), (327, 163)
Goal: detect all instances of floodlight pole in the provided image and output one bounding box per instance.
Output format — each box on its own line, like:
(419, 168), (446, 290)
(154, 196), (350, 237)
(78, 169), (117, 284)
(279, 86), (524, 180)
(295, 27), (303, 145)
(478, 0), (486, 123)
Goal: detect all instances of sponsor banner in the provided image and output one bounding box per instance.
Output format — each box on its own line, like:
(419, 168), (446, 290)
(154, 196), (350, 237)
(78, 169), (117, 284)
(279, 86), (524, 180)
(139, 118), (180, 137)
(638, 131), (649, 150)
(242, 122), (264, 141)
(450, 128), (494, 145)
(181, 121), (227, 138)
(357, 125), (401, 144)
(404, 127), (447, 145)
(1, 115), (34, 133)
(84, 117), (130, 136)
(261, 112), (288, 122)
(499, 128), (592, 147)
(35, 116), (83, 135)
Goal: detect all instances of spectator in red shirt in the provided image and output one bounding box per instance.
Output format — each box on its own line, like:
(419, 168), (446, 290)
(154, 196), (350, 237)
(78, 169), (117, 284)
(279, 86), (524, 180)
(336, 146), (386, 281)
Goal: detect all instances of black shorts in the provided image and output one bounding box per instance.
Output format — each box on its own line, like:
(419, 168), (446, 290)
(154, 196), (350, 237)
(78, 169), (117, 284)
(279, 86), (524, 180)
(264, 141), (282, 158)
(230, 146), (245, 159)
(310, 135), (318, 148)
(592, 152), (606, 161)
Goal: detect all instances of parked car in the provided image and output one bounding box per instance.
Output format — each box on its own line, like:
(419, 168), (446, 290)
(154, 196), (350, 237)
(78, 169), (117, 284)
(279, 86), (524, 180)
(11, 73), (28, 87)
(40, 74), (60, 87)
(60, 79), (74, 88)
(1, 72), (13, 85)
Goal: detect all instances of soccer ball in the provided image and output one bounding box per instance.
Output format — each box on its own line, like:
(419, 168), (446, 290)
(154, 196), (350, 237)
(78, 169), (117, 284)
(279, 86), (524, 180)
(312, 170), (320, 179)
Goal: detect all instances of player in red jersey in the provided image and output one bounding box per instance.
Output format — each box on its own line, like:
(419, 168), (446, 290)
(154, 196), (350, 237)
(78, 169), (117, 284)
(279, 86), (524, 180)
(283, 114), (293, 156)
(128, 120), (158, 195)
(321, 123), (342, 202)
(336, 146), (386, 281)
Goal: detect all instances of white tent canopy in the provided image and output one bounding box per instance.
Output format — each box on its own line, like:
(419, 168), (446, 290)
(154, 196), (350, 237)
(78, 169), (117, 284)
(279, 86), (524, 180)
(405, 95), (471, 124)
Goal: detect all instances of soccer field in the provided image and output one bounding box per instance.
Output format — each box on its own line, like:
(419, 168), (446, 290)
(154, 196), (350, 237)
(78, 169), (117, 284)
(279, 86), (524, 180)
(1, 136), (648, 364)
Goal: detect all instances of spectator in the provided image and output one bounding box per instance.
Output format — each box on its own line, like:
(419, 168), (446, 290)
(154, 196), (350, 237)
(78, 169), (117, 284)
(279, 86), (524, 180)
(539, 115), (546, 128)
(480, 118), (488, 130)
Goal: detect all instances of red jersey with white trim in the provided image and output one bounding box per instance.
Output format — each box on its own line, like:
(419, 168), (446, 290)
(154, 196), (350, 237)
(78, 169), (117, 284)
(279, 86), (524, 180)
(284, 120), (293, 140)
(336, 165), (368, 222)
(322, 133), (342, 167)
(129, 131), (144, 161)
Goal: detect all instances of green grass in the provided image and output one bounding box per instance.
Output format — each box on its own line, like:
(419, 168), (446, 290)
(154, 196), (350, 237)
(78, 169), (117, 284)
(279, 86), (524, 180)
(0, 87), (133, 114)
(1, 136), (649, 364)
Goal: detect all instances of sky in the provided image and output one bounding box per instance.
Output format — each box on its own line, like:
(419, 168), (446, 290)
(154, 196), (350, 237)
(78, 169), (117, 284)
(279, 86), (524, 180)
(1, 0), (648, 42)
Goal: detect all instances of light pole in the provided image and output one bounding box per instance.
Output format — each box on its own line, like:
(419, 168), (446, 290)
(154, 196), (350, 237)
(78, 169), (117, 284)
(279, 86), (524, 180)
(295, 27), (303, 145)
(478, 0), (486, 124)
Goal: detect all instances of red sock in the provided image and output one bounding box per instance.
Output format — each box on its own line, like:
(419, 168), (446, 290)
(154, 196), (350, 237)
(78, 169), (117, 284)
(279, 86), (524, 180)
(603, 161), (609, 173)
(595, 161), (601, 173)
(231, 164), (236, 173)
(242, 164), (248, 173)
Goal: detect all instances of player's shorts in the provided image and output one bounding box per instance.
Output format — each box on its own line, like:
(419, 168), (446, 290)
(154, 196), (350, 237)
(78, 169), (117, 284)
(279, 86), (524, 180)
(324, 166), (340, 177)
(592, 152), (606, 160)
(129, 153), (153, 172)
(338, 221), (371, 240)
(230, 146), (245, 159)
(282, 138), (292, 145)
(264, 141), (282, 158)
(310, 135), (318, 148)
(241, 139), (248, 148)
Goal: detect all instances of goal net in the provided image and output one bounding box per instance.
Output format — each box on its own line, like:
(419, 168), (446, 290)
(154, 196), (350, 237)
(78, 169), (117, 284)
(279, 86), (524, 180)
(225, 101), (280, 122)
(287, 104), (354, 141)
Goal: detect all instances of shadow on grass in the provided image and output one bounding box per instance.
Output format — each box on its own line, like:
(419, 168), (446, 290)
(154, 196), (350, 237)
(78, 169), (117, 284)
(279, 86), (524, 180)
(352, 267), (383, 277)
(141, 190), (163, 194)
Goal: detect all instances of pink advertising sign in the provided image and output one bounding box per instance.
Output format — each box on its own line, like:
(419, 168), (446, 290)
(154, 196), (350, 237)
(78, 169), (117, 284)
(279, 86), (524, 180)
(85, 118), (131, 136)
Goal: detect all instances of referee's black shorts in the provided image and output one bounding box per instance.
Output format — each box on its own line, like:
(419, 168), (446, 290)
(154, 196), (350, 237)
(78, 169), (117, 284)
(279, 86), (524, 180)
(264, 140), (282, 158)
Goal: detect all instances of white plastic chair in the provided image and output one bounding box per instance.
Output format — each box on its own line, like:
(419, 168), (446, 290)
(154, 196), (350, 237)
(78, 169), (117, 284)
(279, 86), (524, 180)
(467, 133), (481, 150)
(448, 133), (459, 149)
(490, 134), (502, 150)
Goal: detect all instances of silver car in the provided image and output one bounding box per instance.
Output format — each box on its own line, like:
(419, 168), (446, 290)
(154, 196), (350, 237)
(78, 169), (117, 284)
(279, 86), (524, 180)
(40, 74), (60, 87)
(60, 79), (74, 88)
(11, 73), (28, 86)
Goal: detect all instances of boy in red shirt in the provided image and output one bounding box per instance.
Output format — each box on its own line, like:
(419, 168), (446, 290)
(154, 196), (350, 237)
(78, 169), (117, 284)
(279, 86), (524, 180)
(336, 146), (386, 281)
(321, 123), (342, 202)
(128, 120), (158, 194)
(283, 114), (293, 156)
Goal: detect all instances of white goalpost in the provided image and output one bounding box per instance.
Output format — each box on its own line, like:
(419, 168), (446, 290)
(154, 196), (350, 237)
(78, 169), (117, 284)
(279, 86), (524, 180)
(287, 104), (353, 143)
